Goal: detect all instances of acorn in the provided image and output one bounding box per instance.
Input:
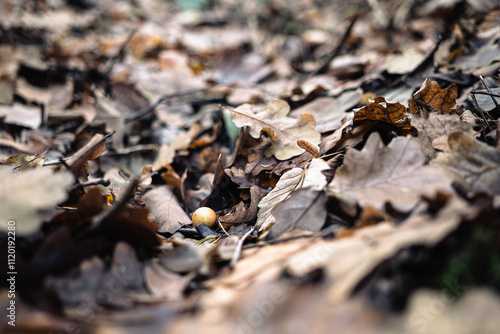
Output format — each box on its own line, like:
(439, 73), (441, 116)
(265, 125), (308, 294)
(192, 207), (217, 228)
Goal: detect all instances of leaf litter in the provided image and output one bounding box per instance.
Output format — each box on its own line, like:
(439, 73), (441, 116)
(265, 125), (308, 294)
(1, 1), (500, 333)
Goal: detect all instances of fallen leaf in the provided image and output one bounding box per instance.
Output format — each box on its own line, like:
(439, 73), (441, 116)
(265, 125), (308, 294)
(0, 167), (73, 234)
(64, 133), (111, 179)
(383, 47), (426, 74)
(6, 151), (46, 170)
(256, 158), (329, 233)
(327, 132), (457, 212)
(353, 96), (414, 134)
(144, 261), (194, 300)
(219, 185), (262, 224)
(221, 99), (321, 160)
(432, 132), (500, 197)
(411, 113), (474, 159)
(289, 89), (362, 133)
(0, 103), (42, 129)
(408, 78), (459, 115)
(142, 186), (191, 234)
(268, 188), (327, 239)
(152, 124), (201, 171)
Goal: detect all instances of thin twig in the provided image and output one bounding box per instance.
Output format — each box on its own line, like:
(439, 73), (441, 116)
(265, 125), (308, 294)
(470, 93), (493, 132)
(230, 227), (254, 268)
(105, 26), (139, 76)
(471, 90), (500, 98)
(70, 178), (111, 192)
(306, 15), (358, 79)
(479, 75), (500, 114)
(125, 87), (212, 123)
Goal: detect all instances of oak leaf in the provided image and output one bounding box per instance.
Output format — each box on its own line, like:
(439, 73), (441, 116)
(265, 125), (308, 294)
(432, 132), (500, 197)
(353, 96), (414, 134)
(327, 132), (457, 212)
(411, 113), (474, 159)
(222, 99), (321, 160)
(256, 158), (329, 234)
(408, 78), (459, 115)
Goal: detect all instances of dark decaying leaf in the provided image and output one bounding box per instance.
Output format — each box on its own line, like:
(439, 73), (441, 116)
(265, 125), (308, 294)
(432, 131), (500, 197)
(328, 132), (458, 212)
(353, 96), (415, 134)
(219, 185), (262, 224)
(408, 78), (459, 115)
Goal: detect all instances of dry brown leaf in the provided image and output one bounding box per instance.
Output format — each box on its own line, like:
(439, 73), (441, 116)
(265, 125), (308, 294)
(65, 133), (110, 179)
(142, 186), (191, 234)
(219, 185), (262, 224)
(0, 167), (73, 234)
(319, 114), (374, 155)
(408, 78), (459, 115)
(411, 113), (474, 159)
(6, 151), (46, 170)
(353, 96), (414, 134)
(432, 132), (500, 197)
(256, 158), (329, 233)
(222, 99), (321, 160)
(328, 132), (457, 212)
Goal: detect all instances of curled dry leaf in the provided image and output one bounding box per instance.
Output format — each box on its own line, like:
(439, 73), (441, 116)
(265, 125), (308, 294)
(432, 132), (500, 197)
(6, 151), (46, 170)
(411, 113), (474, 159)
(221, 99), (321, 160)
(408, 78), (459, 115)
(327, 132), (458, 212)
(64, 132), (111, 179)
(219, 185), (262, 224)
(353, 96), (414, 134)
(256, 158), (329, 234)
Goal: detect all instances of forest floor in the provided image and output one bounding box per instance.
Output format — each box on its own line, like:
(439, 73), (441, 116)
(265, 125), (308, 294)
(1, 0), (500, 333)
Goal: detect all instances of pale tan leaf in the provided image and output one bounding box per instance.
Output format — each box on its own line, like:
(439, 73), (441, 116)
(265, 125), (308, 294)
(268, 189), (327, 239)
(221, 99), (321, 160)
(328, 132), (457, 212)
(432, 132), (500, 197)
(0, 167), (73, 234)
(411, 113), (474, 159)
(256, 158), (329, 232)
(152, 124), (201, 171)
(142, 186), (191, 234)
(7, 151), (46, 170)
